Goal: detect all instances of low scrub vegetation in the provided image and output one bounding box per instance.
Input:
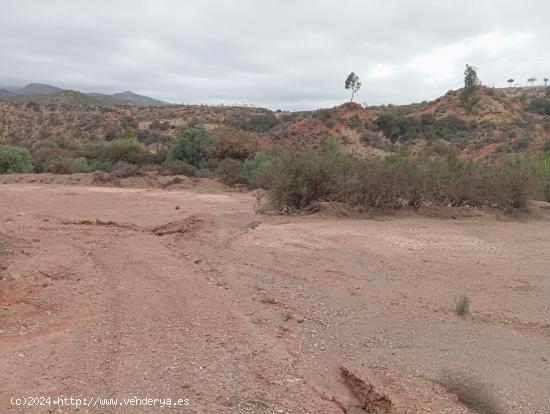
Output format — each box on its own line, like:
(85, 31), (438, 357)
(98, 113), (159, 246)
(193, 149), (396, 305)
(79, 137), (160, 171)
(376, 113), (473, 143)
(2, 125), (550, 212)
(31, 139), (85, 173)
(526, 96), (550, 116)
(256, 140), (549, 213)
(225, 111), (280, 133)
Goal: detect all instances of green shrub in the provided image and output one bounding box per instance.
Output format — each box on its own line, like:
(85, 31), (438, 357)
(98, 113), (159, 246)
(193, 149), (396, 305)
(264, 139), (346, 213)
(210, 127), (259, 161)
(166, 126), (213, 167)
(120, 128), (138, 140)
(259, 147), (539, 213)
(376, 113), (472, 143)
(162, 159), (197, 176)
(44, 158), (88, 174)
(423, 155), (495, 207)
(80, 138), (155, 167)
(496, 154), (535, 208)
(241, 152), (281, 188)
(526, 96), (550, 115)
(31, 139), (85, 173)
(71, 157), (90, 173)
(533, 153), (550, 202)
(337, 156), (404, 208)
(0, 145), (33, 173)
(215, 158), (245, 185)
(226, 111), (280, 133)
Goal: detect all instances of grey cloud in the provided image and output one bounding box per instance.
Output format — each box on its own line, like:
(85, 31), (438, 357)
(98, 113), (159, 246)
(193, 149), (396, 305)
(1, 0), (549, 109)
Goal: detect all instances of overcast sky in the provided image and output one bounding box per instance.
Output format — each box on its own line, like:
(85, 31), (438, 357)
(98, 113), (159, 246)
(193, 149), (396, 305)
(1, 0), (549, 110)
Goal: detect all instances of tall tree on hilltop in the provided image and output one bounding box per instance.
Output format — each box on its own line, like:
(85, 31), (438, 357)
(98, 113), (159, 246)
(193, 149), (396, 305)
(459, 64), (480, 113)
(507, 78), (514, 88)
(544, 78), (549, 87)
(345, 72), (362, 102)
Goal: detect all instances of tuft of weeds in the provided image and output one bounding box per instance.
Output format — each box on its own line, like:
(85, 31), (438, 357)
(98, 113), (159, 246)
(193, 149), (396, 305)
(455, 294), (471, 316)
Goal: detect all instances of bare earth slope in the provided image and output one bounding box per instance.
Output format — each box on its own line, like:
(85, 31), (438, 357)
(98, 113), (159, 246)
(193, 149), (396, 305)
(1, 177), (550, 413)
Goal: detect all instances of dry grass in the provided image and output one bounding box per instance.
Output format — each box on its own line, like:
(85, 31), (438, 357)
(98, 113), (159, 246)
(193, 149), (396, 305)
(455, 294), (471, 316)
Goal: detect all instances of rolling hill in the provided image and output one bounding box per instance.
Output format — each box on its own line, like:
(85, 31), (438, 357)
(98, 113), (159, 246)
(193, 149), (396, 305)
(0, 83), (169, 107)
(89, 91), (168, 107)
(0, 89), (16, 97)
(15, 83), (64, 95)
(0, 85), (548, 159)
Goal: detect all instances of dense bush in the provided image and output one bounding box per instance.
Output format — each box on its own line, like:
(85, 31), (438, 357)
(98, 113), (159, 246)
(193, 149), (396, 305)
(226, 111), (280, 133)
(533, 153), (550, 202)
(258, 144), (541, 213)
(215, 158), (245, 185)
(497, 154), (534, 208)
(210, 127), (259, 160)
(162, 159), (197, 176)
(79, 137), (157, 169)
(526, 97), (550, 116)
(31, 139), (88, 173)
(166, 126), (213, 167)
(0, 145), (33, 173)
(376, 113), (472, 143)
(263, 139), (346, 213)
(241, 152), (281, 188)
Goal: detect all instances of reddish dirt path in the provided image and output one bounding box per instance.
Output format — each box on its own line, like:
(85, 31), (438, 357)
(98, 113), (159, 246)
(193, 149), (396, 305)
(1, 179), (549, 413)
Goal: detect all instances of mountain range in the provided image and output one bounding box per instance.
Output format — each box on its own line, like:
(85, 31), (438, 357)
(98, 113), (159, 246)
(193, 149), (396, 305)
(0, 83), (169, 107)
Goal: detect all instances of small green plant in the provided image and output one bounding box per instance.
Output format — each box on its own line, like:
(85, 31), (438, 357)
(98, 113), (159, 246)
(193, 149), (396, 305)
(455, 294), (471, 315)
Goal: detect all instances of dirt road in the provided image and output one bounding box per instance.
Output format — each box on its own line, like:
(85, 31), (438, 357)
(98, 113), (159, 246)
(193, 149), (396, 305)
(1, 176), (549, 413)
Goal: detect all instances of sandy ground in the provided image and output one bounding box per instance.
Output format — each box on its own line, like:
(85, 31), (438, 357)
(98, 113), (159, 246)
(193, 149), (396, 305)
(1, 174), (549, 413)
